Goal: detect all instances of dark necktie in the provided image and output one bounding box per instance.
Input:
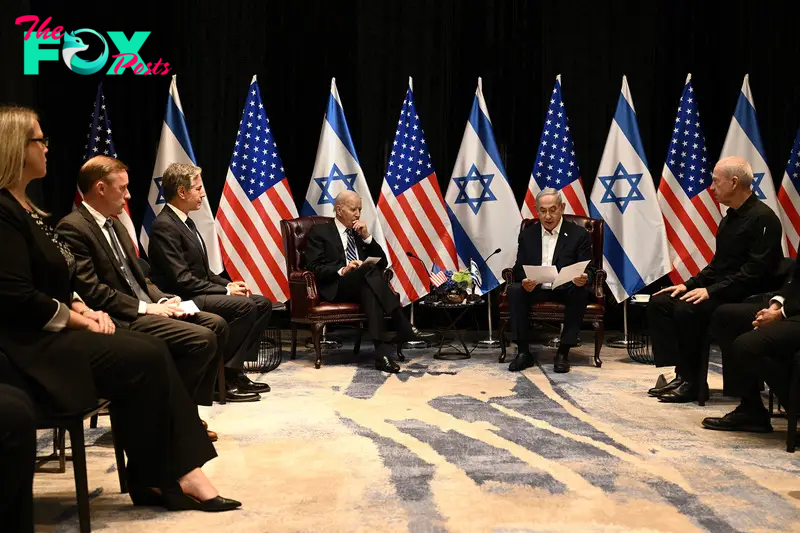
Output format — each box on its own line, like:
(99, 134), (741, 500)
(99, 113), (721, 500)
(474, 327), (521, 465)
(345, 229), (358, 263)
(184, 217), (206, 255)
(104, 219), (152, 303)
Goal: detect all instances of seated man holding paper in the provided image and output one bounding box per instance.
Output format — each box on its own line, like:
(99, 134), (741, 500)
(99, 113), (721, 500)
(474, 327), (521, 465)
(57, 156), (228, 422)
(507, 188), (594, 373)
(147, 163), (271, 401)
(304, 191), (419, 374)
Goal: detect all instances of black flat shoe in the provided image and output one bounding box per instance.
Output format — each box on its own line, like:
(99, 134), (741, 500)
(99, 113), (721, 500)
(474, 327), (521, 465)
(648, 375), (683, 397)
(508, 352), (535, 372)
(658, 381), (698, 403)
(375, 355), (400, 373)
(161, 489), (242, 512)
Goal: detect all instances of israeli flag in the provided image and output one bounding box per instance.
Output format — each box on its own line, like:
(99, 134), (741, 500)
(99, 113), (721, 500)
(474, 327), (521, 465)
(301, 78), (385, 250)
(140, 75), (224, 273)
(445, 78), (522, 293)
(720, 74), (787, 255)
(589, 76), (670, 303)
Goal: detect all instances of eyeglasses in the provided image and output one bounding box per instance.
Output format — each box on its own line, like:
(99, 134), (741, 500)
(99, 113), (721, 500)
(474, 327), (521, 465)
(28, 137), (49, 148)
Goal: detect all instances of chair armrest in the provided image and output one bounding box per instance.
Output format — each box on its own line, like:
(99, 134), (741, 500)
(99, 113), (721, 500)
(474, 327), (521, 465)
(593, 269), (607, 301)
(501, 268), (514, 294)
(288, 270), (320, 318)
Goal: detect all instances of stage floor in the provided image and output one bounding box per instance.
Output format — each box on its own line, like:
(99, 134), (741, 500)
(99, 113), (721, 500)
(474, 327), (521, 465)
(32, 332), (800, 532)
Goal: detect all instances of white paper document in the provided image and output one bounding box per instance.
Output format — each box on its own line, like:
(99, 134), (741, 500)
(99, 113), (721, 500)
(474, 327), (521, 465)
(523, 260), (591, 289)
(362, 256), (381, 266)
(178, 300), (200, 315)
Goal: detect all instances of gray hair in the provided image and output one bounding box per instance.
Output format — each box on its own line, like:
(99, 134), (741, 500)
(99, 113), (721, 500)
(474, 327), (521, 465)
(535, 187), (564, 208)
(334, 190), (360, 209)
(161, 162), (202, 202)
(717, 156), (754, 187)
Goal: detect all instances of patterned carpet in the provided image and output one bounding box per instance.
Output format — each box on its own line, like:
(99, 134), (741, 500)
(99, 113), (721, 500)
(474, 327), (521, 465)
(33, 333), (800, 532)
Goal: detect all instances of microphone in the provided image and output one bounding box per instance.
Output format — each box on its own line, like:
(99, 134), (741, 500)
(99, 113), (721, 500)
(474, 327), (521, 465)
(406, 251), (433, 290)
(476, 248), (502, 269)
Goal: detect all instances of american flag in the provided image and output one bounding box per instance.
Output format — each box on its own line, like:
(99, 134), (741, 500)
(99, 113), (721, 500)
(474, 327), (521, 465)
(777, 126), (800, 257)
(79, 82), (139, 254)
(521, 75), (588, 219)
(214, 75), (298, 302)
(657, 74), (721, 283)
(377, 78), (459, 305)
(430, 263), (448, 288)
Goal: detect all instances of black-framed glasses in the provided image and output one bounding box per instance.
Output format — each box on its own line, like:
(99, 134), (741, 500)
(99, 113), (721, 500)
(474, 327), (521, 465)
(28, 137), (49, 148)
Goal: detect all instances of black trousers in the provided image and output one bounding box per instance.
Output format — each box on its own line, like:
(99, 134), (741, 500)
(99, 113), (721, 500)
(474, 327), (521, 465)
(195, 294), (272, 371)
(48, 328), (216, 489)
(332, 267), (407, 344)
(0, 384), (35, 533)
(508, 283), (590, 350)
(648, 293), (722, 376)
(710, 301), (799, 403)
(128, 311), (227, 406)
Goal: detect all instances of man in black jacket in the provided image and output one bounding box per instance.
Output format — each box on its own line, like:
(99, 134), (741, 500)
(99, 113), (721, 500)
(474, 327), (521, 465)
(147, 163), (270, 399)
(647, 157), (784, 403)
(507, 188), (594, 373)
(304, 191), (418, 373)
(57, 156), (229, 414)
(703, 261), (800, 433)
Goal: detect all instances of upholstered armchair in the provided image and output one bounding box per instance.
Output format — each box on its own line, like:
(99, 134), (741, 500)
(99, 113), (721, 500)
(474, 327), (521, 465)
(280, 216), (401, 369)
(497, 215), (607, 368)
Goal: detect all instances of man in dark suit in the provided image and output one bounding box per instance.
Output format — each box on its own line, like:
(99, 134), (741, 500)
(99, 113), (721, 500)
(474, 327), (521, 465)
(147, 163), (271, 398)
(647, 157), (783, 403)
(304, 191), (419, 373)
(56, 156), (238, 417)
(507, 188), (594, 374)
(703, 260), (800, 433)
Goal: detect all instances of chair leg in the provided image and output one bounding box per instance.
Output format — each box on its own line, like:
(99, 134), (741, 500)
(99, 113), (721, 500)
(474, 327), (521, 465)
(290, 324), (298, 360)
(786, 363), (800, 452)
(311, 322), (324, 369)
(353, 322), (362, 355)
(216, 354), (227, 405)
(109, 409), (128, 494)
(593, 321), (603, 368)
(57, 428), (67, 473)
(68, 422), (91, 533)
(498, 317), (509, 363)
(769, 388), (775, 415)
(89, 414), (98, 429)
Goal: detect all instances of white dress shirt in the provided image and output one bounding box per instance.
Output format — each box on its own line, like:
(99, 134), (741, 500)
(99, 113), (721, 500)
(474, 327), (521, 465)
(83, 202), (149, 314)
(539, 218), (563, 289)
(335, 218), (372, 276)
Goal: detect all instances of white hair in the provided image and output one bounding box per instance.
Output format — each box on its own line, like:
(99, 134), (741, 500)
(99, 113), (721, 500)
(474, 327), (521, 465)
(535, 187), (564, 208)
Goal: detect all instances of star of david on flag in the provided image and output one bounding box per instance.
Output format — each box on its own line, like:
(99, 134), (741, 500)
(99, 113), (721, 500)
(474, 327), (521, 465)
(597, 162), (644, 213)
(589, 75), (670, 302)
(445, 78), (521, 293)
(215, 75), (299, 302)
(453, 164), (497, 215)
(301, 78), (385, 250)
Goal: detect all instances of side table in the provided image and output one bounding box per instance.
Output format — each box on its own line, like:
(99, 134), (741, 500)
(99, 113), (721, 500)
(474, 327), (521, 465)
(418, 299), (484, 360)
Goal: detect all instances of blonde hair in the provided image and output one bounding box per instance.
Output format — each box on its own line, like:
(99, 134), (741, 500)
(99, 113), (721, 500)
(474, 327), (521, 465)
(0, 105), (47, 215)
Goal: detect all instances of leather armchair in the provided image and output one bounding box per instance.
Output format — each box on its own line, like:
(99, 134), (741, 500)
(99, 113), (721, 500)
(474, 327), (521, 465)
(497, 215), (607, 368)
(280, 216), (398, 369)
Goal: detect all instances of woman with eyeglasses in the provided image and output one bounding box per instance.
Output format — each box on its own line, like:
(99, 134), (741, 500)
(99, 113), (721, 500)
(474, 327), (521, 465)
(0, 105), (241, 522)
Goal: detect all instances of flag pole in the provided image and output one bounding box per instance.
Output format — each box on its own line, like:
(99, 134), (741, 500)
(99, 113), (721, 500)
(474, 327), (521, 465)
(476, 291), (500, 348)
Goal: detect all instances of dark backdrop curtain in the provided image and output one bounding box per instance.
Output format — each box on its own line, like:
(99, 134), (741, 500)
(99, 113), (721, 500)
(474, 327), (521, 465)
(3, 1), (800, 277)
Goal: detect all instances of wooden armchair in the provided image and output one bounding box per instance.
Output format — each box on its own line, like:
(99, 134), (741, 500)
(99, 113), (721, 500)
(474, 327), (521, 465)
(280, 216), (401, 369)
(497, 215), (607, 368)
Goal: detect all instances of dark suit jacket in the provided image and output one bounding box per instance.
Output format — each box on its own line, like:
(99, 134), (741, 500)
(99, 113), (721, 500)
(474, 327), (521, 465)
(0, 190), (96, 414)
(148, 206), (230, 298)
(56, 204), (170, 324)
(777, 259), (800, 318)
(304, 220), (388, 302)
(512, 219), (595, 286)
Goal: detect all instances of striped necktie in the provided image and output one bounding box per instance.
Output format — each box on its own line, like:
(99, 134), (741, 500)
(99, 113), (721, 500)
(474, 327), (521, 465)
(345, 229), (358, 263)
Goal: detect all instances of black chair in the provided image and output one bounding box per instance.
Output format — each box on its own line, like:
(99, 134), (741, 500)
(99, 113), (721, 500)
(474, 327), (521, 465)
(0, 352), (127, 533)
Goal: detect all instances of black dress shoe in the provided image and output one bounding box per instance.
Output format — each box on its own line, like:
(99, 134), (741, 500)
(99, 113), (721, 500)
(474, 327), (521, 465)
(161, 487), (242, 512)
(702, 405), (773, 433)
(657, 381), (698, 403)
(375, 355), (400, 373)
(216, 388), (261, 403)
(508, 352), (535, 372)
(553, 349), (570, 373)
(230, 373), (270, 393)
(648, 375), (684, 397)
